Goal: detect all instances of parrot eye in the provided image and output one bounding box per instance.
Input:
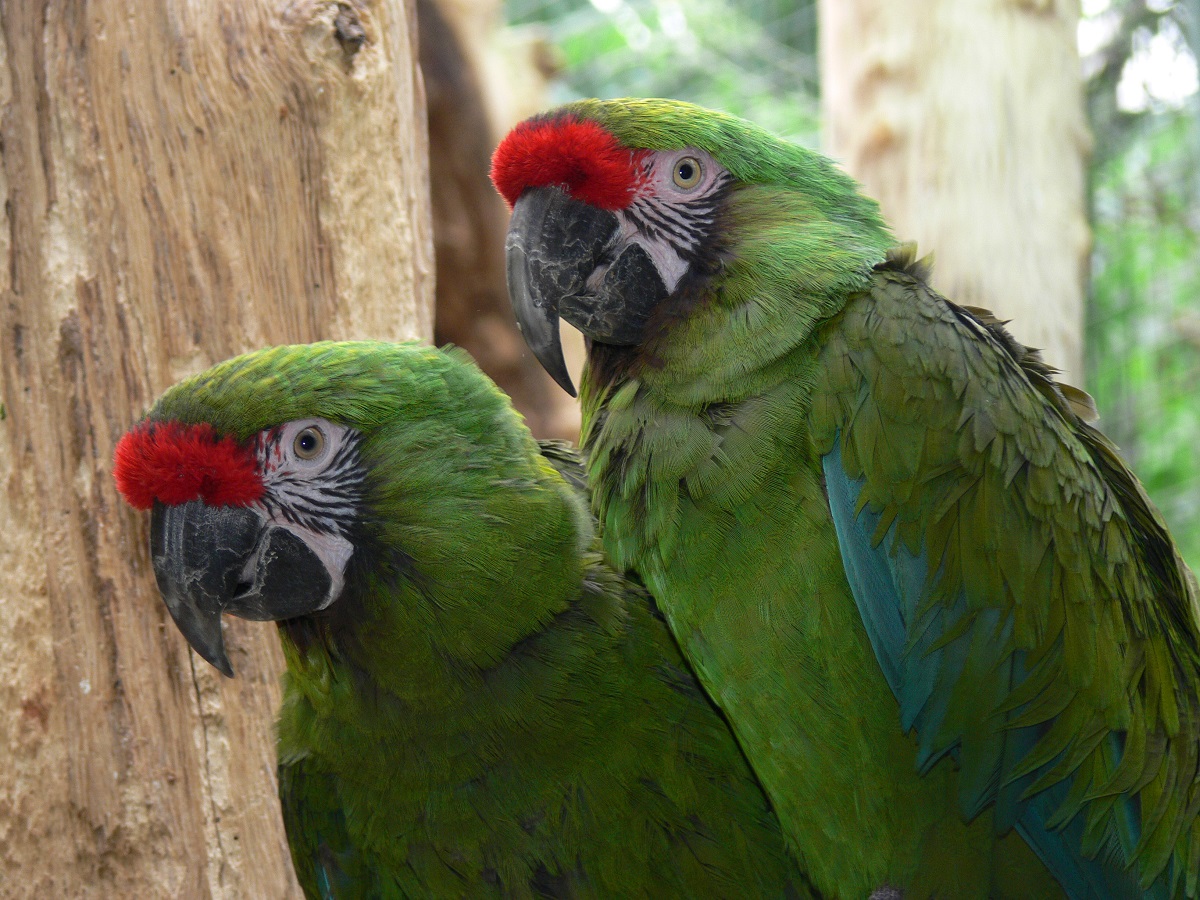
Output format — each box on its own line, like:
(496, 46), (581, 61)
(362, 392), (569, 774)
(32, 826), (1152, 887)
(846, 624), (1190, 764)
(293, 426), (325, 460)
(672, 156), (703, 190)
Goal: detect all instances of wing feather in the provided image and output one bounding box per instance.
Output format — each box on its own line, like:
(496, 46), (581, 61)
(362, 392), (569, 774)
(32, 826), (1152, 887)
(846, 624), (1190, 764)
(811, 249), (1200, 897)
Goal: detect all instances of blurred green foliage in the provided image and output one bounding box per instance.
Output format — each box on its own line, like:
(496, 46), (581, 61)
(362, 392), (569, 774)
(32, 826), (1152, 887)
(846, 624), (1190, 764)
(1088, 116), (1200, 570)
(1083, 0), (1200, 570)
(502, 0), (1200, 570)
(504, 0), (819, 143)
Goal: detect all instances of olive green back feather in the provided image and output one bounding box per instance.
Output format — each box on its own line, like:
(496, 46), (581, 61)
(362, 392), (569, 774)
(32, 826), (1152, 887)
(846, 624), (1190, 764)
(811, 249), (1200, 896)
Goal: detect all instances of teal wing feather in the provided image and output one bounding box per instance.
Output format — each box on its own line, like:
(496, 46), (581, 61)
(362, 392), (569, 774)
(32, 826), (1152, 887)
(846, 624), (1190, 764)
(811, 248), (1200, 899)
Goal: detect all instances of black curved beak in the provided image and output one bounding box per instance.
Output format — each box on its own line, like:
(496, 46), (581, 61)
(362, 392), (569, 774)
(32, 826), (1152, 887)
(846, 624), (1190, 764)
(505, 186), (667, 396)
(150, 501), (259, 677)
(150, 501), (334, 677)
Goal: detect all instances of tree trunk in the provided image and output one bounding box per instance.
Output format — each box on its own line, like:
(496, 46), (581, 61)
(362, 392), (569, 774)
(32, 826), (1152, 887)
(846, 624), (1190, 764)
(420, 0), (580, 439)
(820, 0), (1090, 384)
(0, 1), (432, 895)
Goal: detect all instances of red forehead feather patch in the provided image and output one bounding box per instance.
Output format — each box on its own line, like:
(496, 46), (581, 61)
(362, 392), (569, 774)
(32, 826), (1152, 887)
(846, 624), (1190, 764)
(113, 421), (263, 510)
(490, 115), (645, 211)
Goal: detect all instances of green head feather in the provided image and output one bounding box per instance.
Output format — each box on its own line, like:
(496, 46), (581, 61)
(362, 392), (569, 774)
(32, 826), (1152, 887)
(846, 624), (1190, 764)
(565, 97), (886, 229)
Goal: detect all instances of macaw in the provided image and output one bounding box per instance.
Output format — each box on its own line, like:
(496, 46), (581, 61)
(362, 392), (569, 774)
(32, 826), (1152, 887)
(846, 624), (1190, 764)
(112, 341), (812, 899)
(492, 98), (1200, 898)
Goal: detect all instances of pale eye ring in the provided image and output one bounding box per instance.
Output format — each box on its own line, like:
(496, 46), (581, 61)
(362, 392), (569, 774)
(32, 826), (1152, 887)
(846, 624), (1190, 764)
(293, 426), (325, 460)
(672, 156), (702, 190)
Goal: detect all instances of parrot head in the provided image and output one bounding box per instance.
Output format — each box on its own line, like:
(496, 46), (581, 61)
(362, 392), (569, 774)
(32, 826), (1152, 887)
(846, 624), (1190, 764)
(114, 415), (360, 677)
(114, 341), (587, 677)
(491, 98), (891, 395)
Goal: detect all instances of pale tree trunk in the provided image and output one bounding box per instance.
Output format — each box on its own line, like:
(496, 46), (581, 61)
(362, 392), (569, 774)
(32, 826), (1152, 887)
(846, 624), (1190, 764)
(0, 1), (432, 896)
(422, 0), (583, 439)
(820, 0), (1090, 385)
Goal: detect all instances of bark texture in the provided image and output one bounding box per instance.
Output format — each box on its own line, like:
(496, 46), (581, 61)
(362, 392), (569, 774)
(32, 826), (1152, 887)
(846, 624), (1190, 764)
(820, 0), (1090, 384)
(0, 1), (432, 895)
(421, 0), (580, 439)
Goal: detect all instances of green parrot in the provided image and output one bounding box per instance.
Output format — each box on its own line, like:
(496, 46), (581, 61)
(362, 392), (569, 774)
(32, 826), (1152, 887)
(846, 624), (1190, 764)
(492, 98), (1200, 898)
(112, 340), (814, 899)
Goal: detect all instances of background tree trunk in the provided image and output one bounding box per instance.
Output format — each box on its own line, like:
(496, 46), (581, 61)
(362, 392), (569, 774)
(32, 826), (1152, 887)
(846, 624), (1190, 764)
(820, 0), (1091, 385)
(0, 1), (432, 895)
(420, 0), (581, 439)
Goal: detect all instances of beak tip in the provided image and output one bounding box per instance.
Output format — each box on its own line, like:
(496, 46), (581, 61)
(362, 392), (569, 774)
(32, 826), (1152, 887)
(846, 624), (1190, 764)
(530, 336), (576, 396)
(207, 648), (236, 678)
(513, 317), (576, 398)
(178, 618), (236, 677)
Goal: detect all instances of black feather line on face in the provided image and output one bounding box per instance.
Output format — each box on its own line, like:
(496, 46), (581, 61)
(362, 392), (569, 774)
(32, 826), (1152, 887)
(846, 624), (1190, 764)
(624, 171), (733, 266)
(583, 179), (737, 395)
(256, 429), (367, 537)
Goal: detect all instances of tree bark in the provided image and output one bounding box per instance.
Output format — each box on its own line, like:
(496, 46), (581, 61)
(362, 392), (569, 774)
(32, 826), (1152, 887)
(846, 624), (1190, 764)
(820, 0), (1090, 384)
(420, 0), (580, 439)
(0, 1), (432, 895)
